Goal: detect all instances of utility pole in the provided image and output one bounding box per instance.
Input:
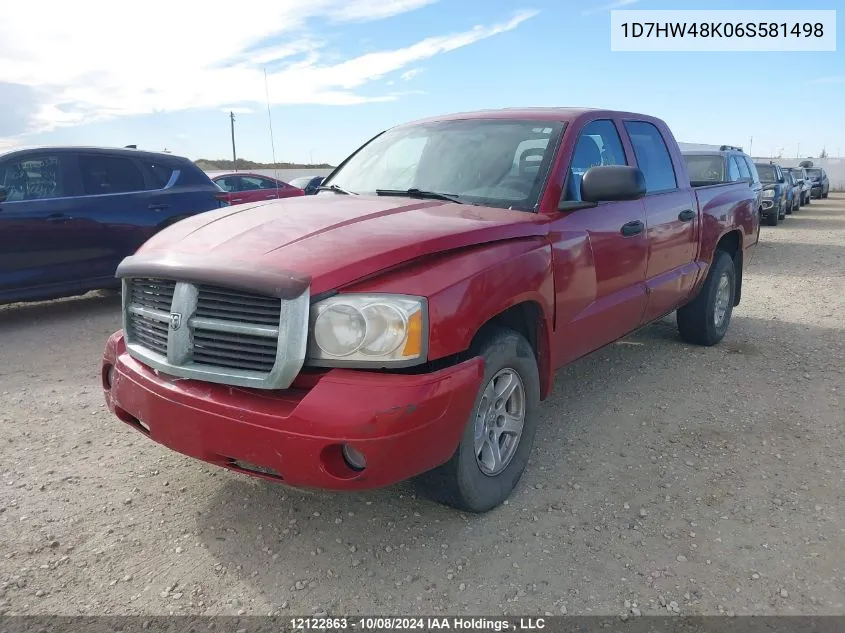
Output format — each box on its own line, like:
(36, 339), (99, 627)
(749, 136), (753, 155)
(310, 150), (314, 166)
(230, 111), (238, 171)
(796, 143), (800, 158)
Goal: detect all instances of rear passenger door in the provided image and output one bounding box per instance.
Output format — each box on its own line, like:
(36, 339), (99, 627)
(71, 152), (159, 281)
(0, 152), (82, 294)
(623, 120), (699, 323)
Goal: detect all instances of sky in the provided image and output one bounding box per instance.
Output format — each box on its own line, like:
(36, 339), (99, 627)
(0, 0), (842, 164)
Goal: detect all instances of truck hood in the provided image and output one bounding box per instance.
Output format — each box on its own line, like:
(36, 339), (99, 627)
(127, 195), (547, 296)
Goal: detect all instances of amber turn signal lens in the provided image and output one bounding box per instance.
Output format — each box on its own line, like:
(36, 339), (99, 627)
(402, 310), (423, 357)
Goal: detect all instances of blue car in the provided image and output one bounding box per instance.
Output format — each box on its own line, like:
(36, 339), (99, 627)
(754, 162), (791, 226)
(0, 146), (227, 304)
(289, 175), (325, 195)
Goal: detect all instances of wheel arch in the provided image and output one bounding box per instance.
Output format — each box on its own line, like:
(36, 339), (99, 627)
(469, 300), (554, 401)
(714, 229), (743, 306)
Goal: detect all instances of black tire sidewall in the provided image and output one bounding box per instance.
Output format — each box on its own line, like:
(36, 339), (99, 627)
(704, 252), (736, 341)
(452, 330), (540, 512)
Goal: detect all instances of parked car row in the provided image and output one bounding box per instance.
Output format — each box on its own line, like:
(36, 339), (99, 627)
(0, 146), (229, 303)
(680, 145), (830, 227)
(0, 143), (332, 304)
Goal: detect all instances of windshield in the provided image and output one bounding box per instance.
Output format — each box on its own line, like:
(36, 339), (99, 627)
(806, 169), (822, 179)
(756, 164), (777, 182)
(322, 119), (565, 210)
(683, 154), (725, 184)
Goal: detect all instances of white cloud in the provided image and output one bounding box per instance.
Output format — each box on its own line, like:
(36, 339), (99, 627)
(581, 0), (639, 16)
(400, 68), (424, 81)
(0, 1), (537, 139)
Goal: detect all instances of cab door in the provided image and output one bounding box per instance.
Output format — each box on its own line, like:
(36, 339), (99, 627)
(623, 120), (699, 323)
(550, 118), (649, 365)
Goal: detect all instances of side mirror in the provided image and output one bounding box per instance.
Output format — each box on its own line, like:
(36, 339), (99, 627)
(0, 186), (8, 204)
(581, 165), (646, 203)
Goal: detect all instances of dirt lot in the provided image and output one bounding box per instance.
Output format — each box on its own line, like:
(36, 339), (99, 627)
(1, 195), (843, 618)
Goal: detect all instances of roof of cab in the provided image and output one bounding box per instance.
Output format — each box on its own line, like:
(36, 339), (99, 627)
(398, 107), (660, 127)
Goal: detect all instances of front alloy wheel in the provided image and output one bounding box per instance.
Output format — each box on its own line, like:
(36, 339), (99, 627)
(473, 368), (526, 476)
(416, 327), (540, 512)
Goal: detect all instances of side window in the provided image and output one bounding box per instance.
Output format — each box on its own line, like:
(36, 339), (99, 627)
(144, 162), (175, 189)
(79, 155), (147, 195)
(0, 155), (65, 201)
(258, 178), (282, 189)
(215, 177), (237, 192)
(623, 121), (677, 193)
(239, 176), (265, 191)
(727, 157), (741, 181)
(565, 119), (627, 202)
(735, 155), (751, 180)
(742, 156), (758, 183)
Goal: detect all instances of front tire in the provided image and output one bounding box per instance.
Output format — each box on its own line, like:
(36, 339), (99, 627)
(677, 250), (736, 346)
(766, 211), (779, 226)
(416, 328), (540, 512)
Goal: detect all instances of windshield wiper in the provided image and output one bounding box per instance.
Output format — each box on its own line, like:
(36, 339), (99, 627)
(317, 184), (356, 195)
(375, 188), (463, 204)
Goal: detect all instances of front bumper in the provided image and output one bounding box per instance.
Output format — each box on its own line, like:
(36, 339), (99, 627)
(102, 331), (484, 489)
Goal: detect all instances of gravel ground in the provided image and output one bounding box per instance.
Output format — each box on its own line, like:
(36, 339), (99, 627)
(1, 195), (843, 618)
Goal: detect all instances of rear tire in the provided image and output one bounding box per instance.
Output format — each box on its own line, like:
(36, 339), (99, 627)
(785, 199), (793, 215)
(415, 327), (540, 513)
(677, 250), (736, 347)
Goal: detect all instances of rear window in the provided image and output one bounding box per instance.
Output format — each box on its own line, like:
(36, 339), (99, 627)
(807, 169), (822, 178)
(755, 164), (777, 182)
(684, 154), (725, 184)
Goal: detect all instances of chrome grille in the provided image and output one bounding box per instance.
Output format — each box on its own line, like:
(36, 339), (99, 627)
(193, 330), (277, 372)
(196, 285), (282, 325)
(129, 278), (175, 311)
(121, 277), (309, 390)
(125, 278), (174, 357)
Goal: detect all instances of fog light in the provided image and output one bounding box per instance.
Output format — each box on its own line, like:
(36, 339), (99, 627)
(341, 444), (367, 471)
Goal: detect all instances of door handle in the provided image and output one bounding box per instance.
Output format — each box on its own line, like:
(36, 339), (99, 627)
(148, 202), (170, 211)
(620, 220), (644, 237)
(231, 198), (243, 203)
(678, 209), (696, 222)
(45, 214), (71, 223)
(265, 194), (277, 199)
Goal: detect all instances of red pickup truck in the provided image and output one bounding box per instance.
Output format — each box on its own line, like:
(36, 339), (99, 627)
(102, 108), (758, 512)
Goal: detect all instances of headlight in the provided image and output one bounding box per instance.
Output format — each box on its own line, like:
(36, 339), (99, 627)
(307, 294), (427, 367)
(762, 189), (775, 198)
